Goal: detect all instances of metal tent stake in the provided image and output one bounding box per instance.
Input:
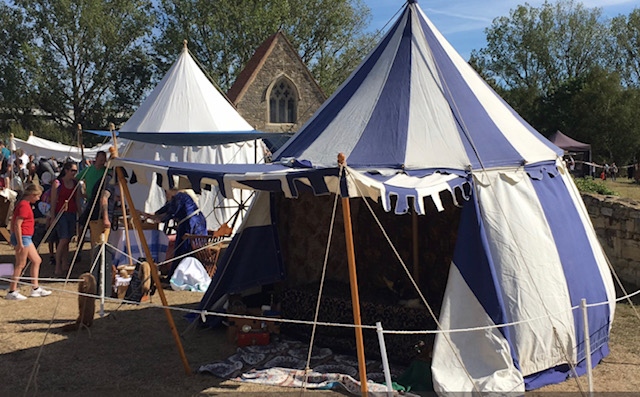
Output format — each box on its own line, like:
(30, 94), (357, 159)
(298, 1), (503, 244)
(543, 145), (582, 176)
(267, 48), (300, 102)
(581, 298), (594, 396)
(376, 322), (394, 395)
(338, 153), (368, 395)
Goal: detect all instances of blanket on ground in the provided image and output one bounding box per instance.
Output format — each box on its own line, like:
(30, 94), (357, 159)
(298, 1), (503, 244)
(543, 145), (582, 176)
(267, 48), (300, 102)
(198, 338), (409, 395)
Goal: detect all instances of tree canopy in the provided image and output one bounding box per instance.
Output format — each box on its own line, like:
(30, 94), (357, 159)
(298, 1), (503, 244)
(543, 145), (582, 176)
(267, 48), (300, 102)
(2, 0), (640, 166)
(153, 0), (375, 94)
(470, 0), (640, 165)
(0, 3), (35, 127)
(12, 0), (156, 140)
(0, 0), (375, 142)
(610, 9), (640, 87)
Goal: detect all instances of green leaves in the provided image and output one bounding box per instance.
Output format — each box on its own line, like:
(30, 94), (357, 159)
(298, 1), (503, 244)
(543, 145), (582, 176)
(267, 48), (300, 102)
(2, 0), (155, 143)
(610, 9), (640, 87)
(153, 0), (374, 94)
(1, 0), (372, 143)
(472, 0), (640, 166)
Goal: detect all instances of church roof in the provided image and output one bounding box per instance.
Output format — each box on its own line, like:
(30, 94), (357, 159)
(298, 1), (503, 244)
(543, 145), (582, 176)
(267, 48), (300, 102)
(227, 32), (279, 103)
(227, 31), (325, 104)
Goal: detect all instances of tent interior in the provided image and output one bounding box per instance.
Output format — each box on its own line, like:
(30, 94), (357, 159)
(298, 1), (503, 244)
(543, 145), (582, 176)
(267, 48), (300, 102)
(229, 187), (466, 365)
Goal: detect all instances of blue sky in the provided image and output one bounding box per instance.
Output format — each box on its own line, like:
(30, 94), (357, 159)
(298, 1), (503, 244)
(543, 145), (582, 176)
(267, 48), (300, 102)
(365, 0), (639, 60)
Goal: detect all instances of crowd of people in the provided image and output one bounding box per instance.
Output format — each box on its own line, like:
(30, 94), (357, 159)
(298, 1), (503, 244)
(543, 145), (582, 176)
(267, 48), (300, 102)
(564, 155), (627, 181)
(2, 147), (110, 299)
(2, 145), (210, 301)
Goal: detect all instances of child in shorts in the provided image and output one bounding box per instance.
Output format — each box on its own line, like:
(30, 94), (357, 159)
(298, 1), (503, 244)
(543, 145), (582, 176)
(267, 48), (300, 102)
(6, 184), (51, 300)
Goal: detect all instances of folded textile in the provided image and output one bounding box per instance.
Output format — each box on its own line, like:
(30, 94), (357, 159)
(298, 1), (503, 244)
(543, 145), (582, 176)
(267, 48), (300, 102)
(170, 257), (210, 292)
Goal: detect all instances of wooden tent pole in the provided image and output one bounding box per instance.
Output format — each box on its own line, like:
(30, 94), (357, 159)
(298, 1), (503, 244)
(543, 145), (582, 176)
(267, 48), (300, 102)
(337, 153), (368, 395)
(77, 124), (85, 164)
(109, 123), (133, 267)
(412, 198), (419, 281)
(115, 165), (192, 374)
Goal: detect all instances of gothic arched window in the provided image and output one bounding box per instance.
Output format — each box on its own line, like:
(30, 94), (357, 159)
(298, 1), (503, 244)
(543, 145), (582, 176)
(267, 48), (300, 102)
(269, 78), (297, 123)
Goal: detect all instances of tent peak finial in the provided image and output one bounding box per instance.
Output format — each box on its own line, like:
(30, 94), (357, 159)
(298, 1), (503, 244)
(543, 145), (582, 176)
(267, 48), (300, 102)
(183, 39), (188, 50)
(408, 0), (417, 4)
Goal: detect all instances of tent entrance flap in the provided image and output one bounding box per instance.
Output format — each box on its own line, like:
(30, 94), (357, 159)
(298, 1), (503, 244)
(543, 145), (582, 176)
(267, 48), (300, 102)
(202, 189), (464, 366)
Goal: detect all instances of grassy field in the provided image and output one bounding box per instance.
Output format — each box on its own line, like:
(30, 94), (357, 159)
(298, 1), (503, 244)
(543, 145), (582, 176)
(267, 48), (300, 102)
(579, 176), (640, 201)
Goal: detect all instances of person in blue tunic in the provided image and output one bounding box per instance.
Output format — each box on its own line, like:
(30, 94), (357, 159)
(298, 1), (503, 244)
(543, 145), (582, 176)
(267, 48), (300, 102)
(153, 188), (207, 278)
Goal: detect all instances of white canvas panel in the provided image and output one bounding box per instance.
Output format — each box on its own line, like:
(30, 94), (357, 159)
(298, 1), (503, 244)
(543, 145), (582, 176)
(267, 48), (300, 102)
(418, 8), (559, 165)
(237, 191), (272, 229)
(12, 136), (126, 163)
(405, 11), (470, 170)
(295, 16), (404, 167)
(119, 48), (253, 134)
(433, 265), (524, 394)
(344, 167), (464, 214)
(475, 168), (576, 375)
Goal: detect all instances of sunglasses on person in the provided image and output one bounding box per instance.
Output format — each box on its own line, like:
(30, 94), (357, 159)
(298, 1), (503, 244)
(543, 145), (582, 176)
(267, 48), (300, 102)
(69, 168), (78, 173)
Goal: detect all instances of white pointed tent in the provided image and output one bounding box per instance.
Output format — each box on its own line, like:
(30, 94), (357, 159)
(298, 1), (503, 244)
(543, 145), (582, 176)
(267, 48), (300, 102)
(95, 43), (281, 146)
(89, 45), (270, 229)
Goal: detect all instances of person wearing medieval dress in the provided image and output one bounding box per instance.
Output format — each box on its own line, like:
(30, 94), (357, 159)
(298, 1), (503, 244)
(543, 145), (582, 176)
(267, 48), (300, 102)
(152, 188), (207, 278)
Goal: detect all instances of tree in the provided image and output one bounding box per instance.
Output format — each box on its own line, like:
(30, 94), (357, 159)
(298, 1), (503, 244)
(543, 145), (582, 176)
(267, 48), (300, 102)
(153, 0), (375, 95)
(469, 0), (640, 165)
(13, 0), (156, 140)
(610, 8), (640, 87)
(470, 0), (608, 98)
(538, 68), (640, 164)
(0, 3), (36, 129)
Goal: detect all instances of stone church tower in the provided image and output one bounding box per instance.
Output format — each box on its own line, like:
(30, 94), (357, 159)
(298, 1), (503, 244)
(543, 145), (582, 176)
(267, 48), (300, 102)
(227, 31), (326, 134)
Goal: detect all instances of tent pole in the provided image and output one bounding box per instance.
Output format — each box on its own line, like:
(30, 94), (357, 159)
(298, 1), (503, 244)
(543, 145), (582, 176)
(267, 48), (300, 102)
(77, 124), (85, 165)
(119, 192), (134, 267)
(338, 153), (368, 395)
(110, 123), (134, 267)
(412, 198), (419, 281)
(9, 133), (14, 189)
(115, 166), (192, 375)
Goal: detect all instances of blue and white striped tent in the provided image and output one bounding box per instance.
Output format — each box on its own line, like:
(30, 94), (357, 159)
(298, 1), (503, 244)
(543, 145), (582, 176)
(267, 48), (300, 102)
(113, 0), (615, 392)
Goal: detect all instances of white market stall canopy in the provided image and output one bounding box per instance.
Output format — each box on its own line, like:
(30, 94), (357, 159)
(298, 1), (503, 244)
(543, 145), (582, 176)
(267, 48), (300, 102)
(10, 135), (126, 162)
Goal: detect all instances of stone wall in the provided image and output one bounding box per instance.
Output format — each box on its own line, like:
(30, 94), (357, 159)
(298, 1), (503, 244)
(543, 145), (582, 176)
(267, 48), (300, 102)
(582, 193), (640, 287)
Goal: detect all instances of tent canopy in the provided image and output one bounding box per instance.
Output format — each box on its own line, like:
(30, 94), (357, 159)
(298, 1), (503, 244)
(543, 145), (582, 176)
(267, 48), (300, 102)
(88, 45), (283, 146)
(112, 0), (614, 394)
(548, 130), (591, 152)
(11, 135), (124, 162)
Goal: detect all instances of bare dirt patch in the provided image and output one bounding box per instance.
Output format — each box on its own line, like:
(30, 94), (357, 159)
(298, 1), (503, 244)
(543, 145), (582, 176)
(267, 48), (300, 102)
(0, 240), (638, 395)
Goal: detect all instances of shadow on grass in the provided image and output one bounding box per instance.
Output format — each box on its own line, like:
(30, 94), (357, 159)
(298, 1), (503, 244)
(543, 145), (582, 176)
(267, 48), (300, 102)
(0, 289), (238, 395)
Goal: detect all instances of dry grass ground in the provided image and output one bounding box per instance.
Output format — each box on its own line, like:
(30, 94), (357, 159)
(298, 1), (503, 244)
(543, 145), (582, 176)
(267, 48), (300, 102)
(0, 227), (639, 395)
(0, 241), (338, 396)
